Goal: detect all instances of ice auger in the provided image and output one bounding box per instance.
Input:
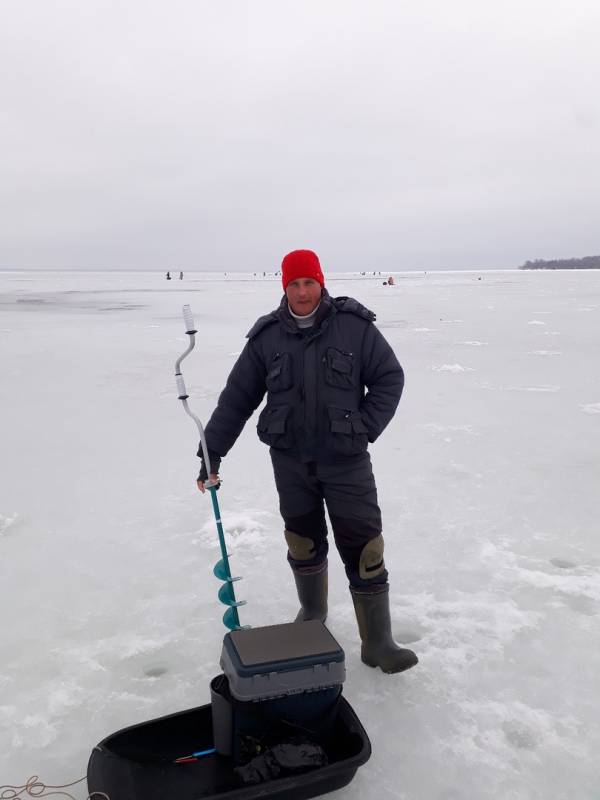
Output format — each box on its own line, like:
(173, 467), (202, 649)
(175, 304), (246, 630)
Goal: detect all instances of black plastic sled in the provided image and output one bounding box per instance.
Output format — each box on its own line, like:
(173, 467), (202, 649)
(87, 695), (371, 800)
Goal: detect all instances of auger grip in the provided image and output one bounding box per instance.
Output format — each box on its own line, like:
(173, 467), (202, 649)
(182, 304), (196, 334)
(176, 374), (188, 400)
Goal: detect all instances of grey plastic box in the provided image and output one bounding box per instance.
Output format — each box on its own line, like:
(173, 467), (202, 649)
(219, 620), (346, 702)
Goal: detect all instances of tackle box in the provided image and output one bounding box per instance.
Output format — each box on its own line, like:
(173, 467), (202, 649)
(219, 620), (346, 702)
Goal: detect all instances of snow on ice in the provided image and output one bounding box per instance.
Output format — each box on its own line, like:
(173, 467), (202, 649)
(1, 268), (599, 798)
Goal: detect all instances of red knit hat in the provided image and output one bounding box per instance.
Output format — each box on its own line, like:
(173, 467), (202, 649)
(281, 249), (325, 289)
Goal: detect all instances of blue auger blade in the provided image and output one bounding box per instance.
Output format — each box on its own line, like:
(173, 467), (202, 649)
(214, 558), (234, 581)
(218, 582), (246, 608)
(223, 606), (241, 630)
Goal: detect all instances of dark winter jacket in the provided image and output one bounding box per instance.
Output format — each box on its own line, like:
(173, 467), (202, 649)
(200, 290), (404, 466)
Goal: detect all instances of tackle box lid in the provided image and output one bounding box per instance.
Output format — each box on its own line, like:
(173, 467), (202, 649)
(221, 621), (344, 678)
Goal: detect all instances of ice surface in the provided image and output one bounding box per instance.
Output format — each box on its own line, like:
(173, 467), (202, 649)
(1, 269), (599, 798)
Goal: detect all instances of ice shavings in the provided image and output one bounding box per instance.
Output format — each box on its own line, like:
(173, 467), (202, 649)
(0, 512), (18, 535)
(481, 540), (600, 603)
(421, 423), (479, 437)
(12, 715), (59, 749)
(432, 364), (475, 372)
(507, 385), (560, 392)
(479, 382), (560, 393)
(46, 682), (87, 716)
(195, 509), (272, 554)
(580, 402), (600, 414)
(515, 565), (600, 603)
(52, 632), (174, 668)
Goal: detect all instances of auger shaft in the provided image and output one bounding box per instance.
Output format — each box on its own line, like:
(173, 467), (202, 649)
(175, 304), (246, 630)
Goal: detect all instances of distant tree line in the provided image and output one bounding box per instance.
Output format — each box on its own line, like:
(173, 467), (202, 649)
(520, 255), (600, 270)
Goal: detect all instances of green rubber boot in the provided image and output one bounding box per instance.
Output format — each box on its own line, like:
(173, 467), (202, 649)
(292, 561), (328, 623)
(351, 585), (418, 674)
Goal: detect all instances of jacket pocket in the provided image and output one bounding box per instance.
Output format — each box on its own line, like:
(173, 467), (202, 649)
(323, 348), (355, 389)
(266, 352), (293, 393)
(327, 406), (369, 456)
(257, 404), (294, 450)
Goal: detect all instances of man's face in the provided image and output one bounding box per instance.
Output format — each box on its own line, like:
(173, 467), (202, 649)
(285, 278), (322, 316)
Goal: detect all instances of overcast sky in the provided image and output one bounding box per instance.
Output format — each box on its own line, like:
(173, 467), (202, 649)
(1, 0), (599, 271)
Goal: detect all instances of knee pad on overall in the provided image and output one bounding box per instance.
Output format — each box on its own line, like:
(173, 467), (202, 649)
(284, 529), (328, 571)
(285, 529), (317, 561)
(339, 532), (387, 589)
(358, 533), (386, 582)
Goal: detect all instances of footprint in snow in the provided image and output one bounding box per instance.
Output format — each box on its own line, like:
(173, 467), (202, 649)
(394, 626), (425, 645)
(562, 593), (598, 617)
(144, 665), (169, 678)
(502, 720), (537, 751)
(550, 558), (577, 570)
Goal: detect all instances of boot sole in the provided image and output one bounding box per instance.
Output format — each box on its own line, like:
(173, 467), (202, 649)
(361, 654), (419, 674)
(295, 612), (328, 623)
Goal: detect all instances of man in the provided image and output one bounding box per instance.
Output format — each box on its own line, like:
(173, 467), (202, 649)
(197, 249), (417, 674)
